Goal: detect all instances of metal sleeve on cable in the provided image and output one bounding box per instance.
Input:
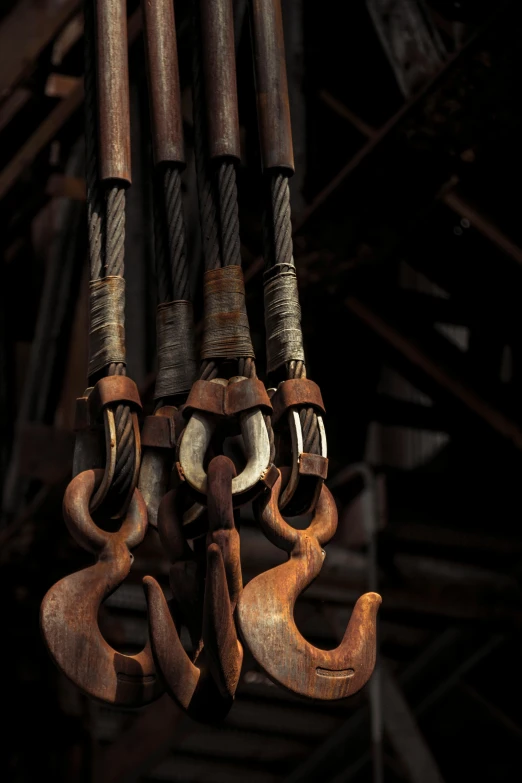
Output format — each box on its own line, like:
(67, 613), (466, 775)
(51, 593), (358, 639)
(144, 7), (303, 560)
(250, 0), (295, 172)
(97, 0), (131, 184)
(88, 276), (126, 377)
(202, 266), (255, 360)
(199, 0), (241, 160)
(264, 262), (304, 372)
(155, 300), (197, 399)
(142, 0), (185, 167)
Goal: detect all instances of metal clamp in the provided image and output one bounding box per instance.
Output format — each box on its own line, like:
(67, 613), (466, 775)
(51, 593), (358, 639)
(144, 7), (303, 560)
(138, 406), (179, 529)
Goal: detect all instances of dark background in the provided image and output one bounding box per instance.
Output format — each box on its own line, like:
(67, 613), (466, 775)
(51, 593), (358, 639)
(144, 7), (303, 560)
(1, 0), (521, 781)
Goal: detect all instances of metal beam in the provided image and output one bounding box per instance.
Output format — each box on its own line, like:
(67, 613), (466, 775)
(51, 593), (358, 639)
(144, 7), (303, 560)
(380, 665), (445, 783)
(0, 8), (143, 203)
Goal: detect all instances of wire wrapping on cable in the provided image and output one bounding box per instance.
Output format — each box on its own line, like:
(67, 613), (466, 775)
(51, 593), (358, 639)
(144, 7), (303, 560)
(264, 263), (304, 372)
(201, 267), (255, 360)
(152, 162), (196, 402)
(155, 301), (197, 399)
(88, 277), (126, 376)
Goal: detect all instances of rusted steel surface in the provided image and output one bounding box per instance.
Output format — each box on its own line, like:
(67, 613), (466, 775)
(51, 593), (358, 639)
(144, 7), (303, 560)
(96, 0), (131, 184)
(270, 378), (325, 424)
(249, 0), (294, 172)
(144, 456), (242, 722)
(141, 0), (184, 167)
(298, 452), (329, 479)
(184, 377), (272, 418)
(238, 470), (381, 699)
(40, 469), (163, 707)
(199, 0), (240, 160)
(140, 407), (177, 449)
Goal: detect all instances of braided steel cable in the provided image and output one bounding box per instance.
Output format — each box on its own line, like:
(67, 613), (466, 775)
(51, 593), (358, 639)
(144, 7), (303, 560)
(192, 5), (221, 274)
(265, 173), (320, 455)
(153, 166), (191, 410)
(164, 166), (190, 300)
(191, 3), (224, 381)
(270, 172), (293, 268)
(84, 0), (103, 280)
(83, 1), (136, 509)
(105, 185), (135, 503)
(153, 181), (172, 304)
(217, 161), (242, 268)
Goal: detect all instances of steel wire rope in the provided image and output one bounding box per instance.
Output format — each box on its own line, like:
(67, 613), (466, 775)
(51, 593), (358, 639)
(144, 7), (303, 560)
(84, 0), (135, 508)
(264, 172), (320, 455)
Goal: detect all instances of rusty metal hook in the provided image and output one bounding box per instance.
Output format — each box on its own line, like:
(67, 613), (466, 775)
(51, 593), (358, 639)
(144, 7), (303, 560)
(144, 455), (243, 722)
(237, 470), (381, 700)
(40, 469), (163, 707)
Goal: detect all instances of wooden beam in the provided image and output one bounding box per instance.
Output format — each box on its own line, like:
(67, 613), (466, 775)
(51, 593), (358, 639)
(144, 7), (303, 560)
(285, 631), (503, 782)
(149, 757), (278, 783)
(0, 0), (80, 101)
(46, 173), (86, 201)
(442, 189), (522, 267)
(96, 696), (188, 783)
(318, 90), (377, 139)
(346, 296), (522, 449)
(45, 73), (81, 99)
(0, 84), (84, 202)
(0, 87), (31, 133)
(0, 8), (142, 203)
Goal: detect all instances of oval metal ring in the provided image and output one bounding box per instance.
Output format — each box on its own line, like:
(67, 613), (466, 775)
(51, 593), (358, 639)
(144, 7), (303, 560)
(178, 382), (270, 498)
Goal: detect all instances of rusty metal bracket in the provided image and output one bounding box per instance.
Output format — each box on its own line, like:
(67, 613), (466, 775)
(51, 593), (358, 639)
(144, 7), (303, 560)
(184, 377), (272, 418)
(88, 375), (142, 422)
(270, 378), (324, 425)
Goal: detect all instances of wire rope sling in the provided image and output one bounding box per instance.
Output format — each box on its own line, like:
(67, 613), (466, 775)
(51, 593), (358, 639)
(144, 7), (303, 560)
(41, 0), (381, 716)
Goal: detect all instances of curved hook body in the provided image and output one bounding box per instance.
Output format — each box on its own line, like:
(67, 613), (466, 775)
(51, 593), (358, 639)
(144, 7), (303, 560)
(40, 469), (163, 707)
(237, 472), (381, 700)
(145, 456), (243, 722)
